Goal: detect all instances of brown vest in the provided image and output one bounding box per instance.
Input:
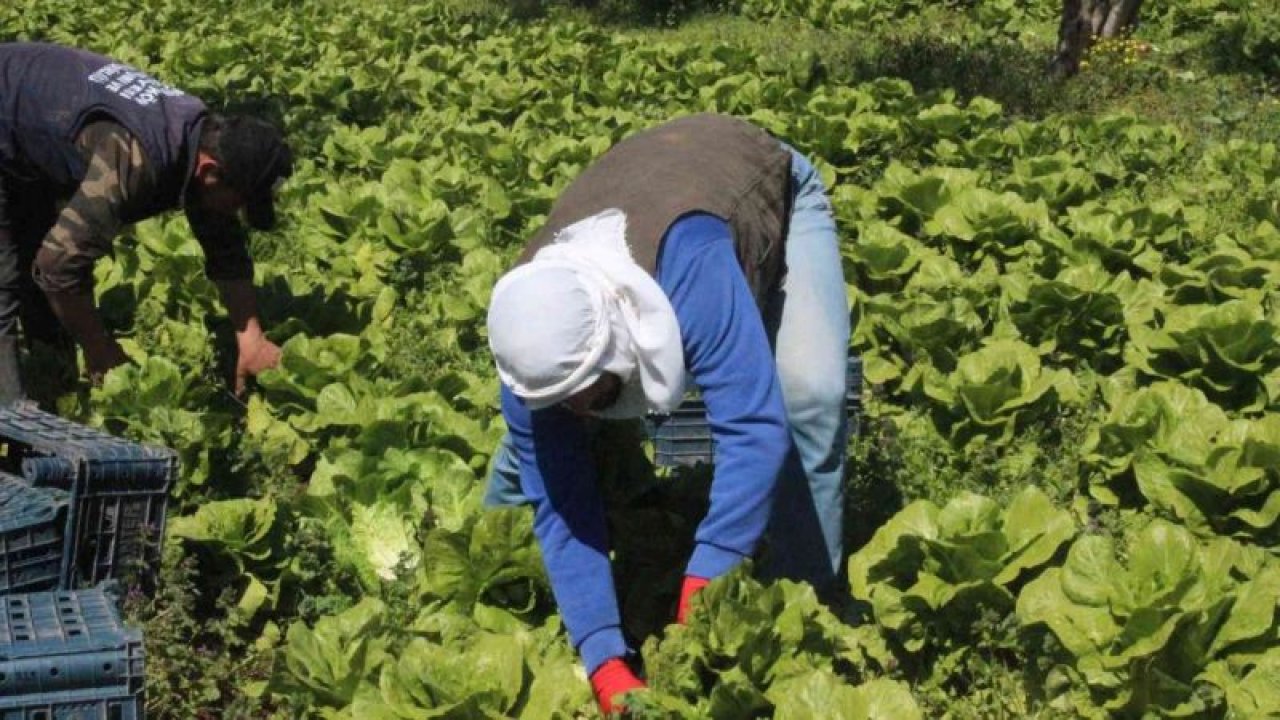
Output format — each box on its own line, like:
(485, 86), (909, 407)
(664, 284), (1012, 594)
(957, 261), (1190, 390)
(519, 114), (792, 305)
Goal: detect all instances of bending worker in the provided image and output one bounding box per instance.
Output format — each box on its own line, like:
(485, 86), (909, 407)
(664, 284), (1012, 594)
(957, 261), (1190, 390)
(485, 113), (851, 714)
(0, 41), (292, 401)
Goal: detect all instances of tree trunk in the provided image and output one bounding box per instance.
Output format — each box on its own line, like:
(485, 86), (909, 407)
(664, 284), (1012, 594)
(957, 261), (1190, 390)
(1051, 0), (1145, 76)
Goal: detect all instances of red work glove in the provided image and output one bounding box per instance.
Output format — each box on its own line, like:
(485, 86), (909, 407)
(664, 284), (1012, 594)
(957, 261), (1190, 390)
(677, 575), (711, 624)
(590, 658), (646, 716)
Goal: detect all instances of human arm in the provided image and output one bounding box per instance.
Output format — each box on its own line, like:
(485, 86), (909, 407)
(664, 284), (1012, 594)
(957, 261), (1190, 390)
(657, 213), (792, 599)
(42, 293), (127, 378)
(500, 384), (634, 675)
(185, 204), (279, 393)
(216, 277), (280, 394)
(31, 122), (139, 377)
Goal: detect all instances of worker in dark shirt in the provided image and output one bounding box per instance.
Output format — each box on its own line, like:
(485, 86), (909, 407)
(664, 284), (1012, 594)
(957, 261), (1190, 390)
(0, 42), (292, 402)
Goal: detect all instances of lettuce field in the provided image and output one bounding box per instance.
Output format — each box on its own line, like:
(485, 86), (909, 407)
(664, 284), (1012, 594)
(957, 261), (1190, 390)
(3, 0), (1280, 717)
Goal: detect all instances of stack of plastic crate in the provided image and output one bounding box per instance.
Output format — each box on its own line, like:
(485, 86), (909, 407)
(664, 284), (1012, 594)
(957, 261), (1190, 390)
(0, 404), (176, 589)
(0, 585), (144, 719)
(0, 474), (68, 596)
(647, 355), (864, 468)
(0, 405), (167, 719)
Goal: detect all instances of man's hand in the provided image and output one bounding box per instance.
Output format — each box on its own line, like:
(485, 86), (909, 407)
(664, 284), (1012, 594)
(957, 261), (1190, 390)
(590, 658), (646, 716)
(84, 337), (128, 384)
(235, 334), (281, 395)
(44, 291), (126, 383)
(677, 575), (710, 625)
(217, 278), (280, 395)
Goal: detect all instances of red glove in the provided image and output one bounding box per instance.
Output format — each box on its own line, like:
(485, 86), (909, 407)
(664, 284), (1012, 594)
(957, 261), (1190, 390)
(590, 658), (646, 716)
(677, 575), (711, 624)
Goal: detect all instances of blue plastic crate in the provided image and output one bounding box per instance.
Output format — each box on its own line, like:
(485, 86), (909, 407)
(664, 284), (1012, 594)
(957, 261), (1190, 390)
(0, 692), (142, 720)
(648, 355), (863, 468)
(0, 406), (175, 588)
(0, 475), (68, 596)
(847, 355), (863, 437)
(645, 399), (712, 468)
(0, 587), (144, 704)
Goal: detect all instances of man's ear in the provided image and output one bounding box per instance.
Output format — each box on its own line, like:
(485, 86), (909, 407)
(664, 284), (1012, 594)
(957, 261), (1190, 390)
(194, 151), (222, 187)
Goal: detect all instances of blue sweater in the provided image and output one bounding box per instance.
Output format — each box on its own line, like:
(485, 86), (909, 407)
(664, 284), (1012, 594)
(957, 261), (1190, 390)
(500, 213), (791, 673)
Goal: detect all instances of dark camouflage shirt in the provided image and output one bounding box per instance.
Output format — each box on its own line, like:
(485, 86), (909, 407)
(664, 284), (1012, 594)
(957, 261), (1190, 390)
(29, 120), (253, 295)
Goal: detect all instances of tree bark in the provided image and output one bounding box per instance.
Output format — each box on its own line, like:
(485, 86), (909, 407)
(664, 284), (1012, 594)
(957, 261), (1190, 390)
(1051, 0), (1145, 77)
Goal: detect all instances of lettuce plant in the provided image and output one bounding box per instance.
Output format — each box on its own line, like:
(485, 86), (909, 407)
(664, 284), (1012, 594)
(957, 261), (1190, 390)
(921, 338), (1082, 445)
(848, 487), (1076, 654)
(1126, 299), (1280, 412)
(1017, 519), (1280, 717)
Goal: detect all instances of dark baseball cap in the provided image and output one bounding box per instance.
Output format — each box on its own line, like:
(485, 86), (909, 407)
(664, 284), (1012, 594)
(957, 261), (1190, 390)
(215, 115), (293, 230)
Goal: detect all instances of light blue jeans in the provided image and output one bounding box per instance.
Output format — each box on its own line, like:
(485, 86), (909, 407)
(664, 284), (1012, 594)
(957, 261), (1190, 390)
(486, 147), (852, 593)
(759, 147), (851, 592)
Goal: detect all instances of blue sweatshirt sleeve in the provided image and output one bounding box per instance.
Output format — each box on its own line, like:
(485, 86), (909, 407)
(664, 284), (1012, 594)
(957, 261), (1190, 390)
(500, 384), (627, 674)
(658, 213), (791, 579)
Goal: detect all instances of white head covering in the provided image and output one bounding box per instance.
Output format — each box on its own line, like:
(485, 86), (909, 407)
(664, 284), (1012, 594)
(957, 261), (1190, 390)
(487, 209), (686, 418)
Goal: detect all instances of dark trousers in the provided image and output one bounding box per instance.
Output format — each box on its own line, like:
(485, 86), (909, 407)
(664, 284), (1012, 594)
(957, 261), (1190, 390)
(0, 178), (73, 403)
